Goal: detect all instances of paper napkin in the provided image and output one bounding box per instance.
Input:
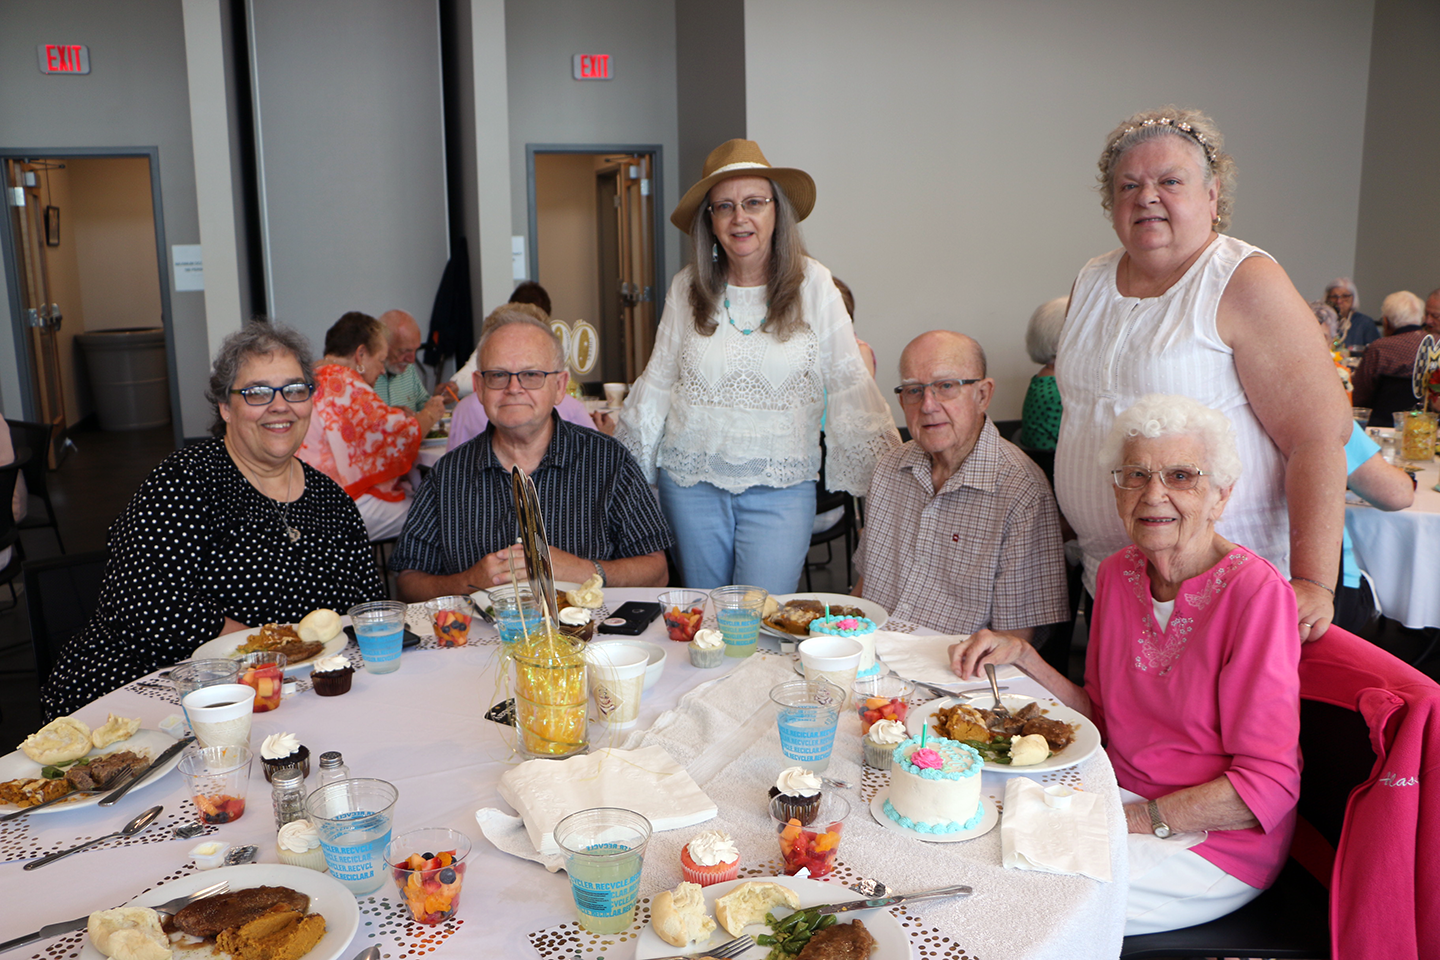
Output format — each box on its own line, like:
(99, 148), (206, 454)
(1001, 777), (1114, 882)
(873, 631), (1026, 686)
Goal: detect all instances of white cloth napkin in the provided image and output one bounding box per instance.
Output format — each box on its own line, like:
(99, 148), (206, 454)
(485, 745), (717, 859)
(1001, 777), (1114, 882)
(873, 631), (1026, 687)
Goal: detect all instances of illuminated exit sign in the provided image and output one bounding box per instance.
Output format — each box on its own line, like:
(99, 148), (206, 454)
(573, 53), (613, 80)
(37, 44), (90, 75)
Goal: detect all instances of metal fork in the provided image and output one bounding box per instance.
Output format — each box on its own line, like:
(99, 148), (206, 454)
(1, 763), (137, 821)
(654, 934), (754, 959)
(150, 879), (230, 921)
(984, 663), (1010, 718)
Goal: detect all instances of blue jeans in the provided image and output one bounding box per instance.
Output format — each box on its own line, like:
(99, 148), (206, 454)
(657, 472), (816, 595)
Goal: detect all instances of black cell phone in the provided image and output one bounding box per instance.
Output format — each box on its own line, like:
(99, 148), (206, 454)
(597, 601), (664, 635)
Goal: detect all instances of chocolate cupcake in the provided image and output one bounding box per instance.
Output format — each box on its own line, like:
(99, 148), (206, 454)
(557, 606), (596, 642)
(767, 766), (823, 824)
(260, 732), (310, 782)
(311, 655), (354, 696)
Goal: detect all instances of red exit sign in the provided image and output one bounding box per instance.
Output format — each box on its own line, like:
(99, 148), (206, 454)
(572, 53), (613, 80)
(37, 44), (90, 75)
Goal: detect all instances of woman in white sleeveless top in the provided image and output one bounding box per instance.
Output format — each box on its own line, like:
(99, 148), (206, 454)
(1054, 107), (1350, 641)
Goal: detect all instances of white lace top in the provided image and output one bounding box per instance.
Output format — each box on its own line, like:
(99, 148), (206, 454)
(616, 258), (898, 496)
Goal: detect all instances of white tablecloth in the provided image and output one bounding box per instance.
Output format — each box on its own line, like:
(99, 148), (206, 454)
(1346, 458), (1440, 628)
(0, 589), (1125, 959)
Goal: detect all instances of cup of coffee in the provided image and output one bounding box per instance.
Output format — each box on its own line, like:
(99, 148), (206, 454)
(583, 643), (648, 729)
(603, 382), (628, 408)
(181, 683), (255, 749)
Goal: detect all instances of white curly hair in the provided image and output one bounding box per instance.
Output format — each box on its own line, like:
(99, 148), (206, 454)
(1100, 394), (1243, 489)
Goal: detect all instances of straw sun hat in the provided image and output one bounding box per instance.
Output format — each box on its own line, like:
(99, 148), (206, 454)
(670, 139), (816, 233)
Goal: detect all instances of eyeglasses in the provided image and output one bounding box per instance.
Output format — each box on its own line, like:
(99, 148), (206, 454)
(230, 382), (314, 405)
(708, 197), (774, 219)
(1111, 464), (1209, 491)
(894, 379), (983, 405)
(479, 369), (562, 390)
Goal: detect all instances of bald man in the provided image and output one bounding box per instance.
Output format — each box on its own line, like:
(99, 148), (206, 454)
(853, 331), (1068, 637)
(375, 309), (442, 414)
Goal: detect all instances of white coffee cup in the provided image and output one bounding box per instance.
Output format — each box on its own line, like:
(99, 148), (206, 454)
(603, 382), (628, 407)
(182, 683), (255, 749)
(798, 636), (864, 695)
(583, 644), (648, 729)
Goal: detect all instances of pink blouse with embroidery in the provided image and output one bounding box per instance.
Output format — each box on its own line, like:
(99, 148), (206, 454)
(298, 363), (420, 503)
(1086, 544), (1301, 890)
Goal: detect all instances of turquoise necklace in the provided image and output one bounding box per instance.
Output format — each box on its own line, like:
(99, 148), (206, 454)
(724, 296), (767, 335)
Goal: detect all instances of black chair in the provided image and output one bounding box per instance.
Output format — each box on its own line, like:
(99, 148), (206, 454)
(0, 453), (27, 610)
(6, 418), (64, 553)
(805, 434), (858, 590)
(1366, 374), (1419, 427)
(22, 549), (109, 687)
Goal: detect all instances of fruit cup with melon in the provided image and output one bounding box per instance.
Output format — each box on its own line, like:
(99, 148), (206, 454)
(852, 676), (914, 734)
(385, 828), (472, 924)
(238, 652), (287, 713)
(770, 794), (849, 878)
(659, 590), (709, 643)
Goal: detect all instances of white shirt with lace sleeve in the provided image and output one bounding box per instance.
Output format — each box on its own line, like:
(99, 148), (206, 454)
(616, 258), (898, 496)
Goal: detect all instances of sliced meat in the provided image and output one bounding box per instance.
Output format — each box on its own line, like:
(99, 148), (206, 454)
(1022, 717), (1076, 752)
(173, 886), (310, 939)
(1014, 700), (1041, 720)
(797, 919), (877, 959)
(66, 750), (145, 791)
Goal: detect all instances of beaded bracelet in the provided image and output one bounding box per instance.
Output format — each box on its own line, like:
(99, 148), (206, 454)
(1291, 576), (1334, 596)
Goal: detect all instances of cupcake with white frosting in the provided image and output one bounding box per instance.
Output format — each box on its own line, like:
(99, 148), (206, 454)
(557, 606), (596, 642)
(864, 718), (908, 770)
(276, 818), (328, 872)
(688, 628), (725, 668)
(680, 828), (740, 886)
(260, 731), (309, 782)
(310, 654), (354, 696)
(767, 766), (823, 824)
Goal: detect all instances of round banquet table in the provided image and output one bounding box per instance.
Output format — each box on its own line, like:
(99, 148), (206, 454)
(0, 590), (1127, 959)
(1346, 457), (1440, 629)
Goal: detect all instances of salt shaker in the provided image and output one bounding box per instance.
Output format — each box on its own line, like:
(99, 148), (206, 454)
(271, 767), (307, 829)
(316, 751), (349, 786)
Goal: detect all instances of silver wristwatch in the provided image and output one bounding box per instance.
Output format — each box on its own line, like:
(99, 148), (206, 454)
(1147, 799), (1172, 839)
(590, 558), (606, 585)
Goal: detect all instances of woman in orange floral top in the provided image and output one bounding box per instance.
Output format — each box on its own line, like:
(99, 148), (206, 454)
(300, 311), (443, 540)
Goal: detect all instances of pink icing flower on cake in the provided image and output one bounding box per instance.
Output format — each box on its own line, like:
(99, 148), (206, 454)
(910, 748), (944, 770)
(836, 618), (860, 629)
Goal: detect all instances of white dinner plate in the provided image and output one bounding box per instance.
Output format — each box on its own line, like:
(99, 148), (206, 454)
(906, 695), (1101, 773)
(760, 593), (889, 641)
(192, 625), (350, 675)
(633, 875), (912, 959)
(868, 789), (999, 843)
(0, 729), (185, 815)
(468, 581), (583, 611)
(77, 864), (360, 960)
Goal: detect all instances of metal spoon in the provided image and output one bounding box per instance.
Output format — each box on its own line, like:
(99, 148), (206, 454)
(985, 663), (1010, 718)
(350, 947), (381, 960)
(24, 805), (163, 870)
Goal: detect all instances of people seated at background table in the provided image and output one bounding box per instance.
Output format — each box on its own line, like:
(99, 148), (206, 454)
(375, 309), (449, 419)
(608, 139), (899, 595)
(41, 322), (384, 720)
(1016, 296), (1068, 452)
(450, 280), (554, 398)
(392, 308), (672, 601)
(854, 331), (1068, 637)
(951, 394), (1301, 936)
(1426, 288), (1440, 336)
(1311, 300), (1353, 400)
(299, 311), (443, 541)
(0, 423), (26, 571)
(1352, 290), (1428, 421)
(1054, 106), (1350, 642)
(447, 304), (595, 452)
(1336, 420), (1414, 635)
(1325, 276), (1381, 352)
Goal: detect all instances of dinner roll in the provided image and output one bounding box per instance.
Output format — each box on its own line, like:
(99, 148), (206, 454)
(650, 881), (716, 947)
(297, 608), (343, 644)
(714, 881), (800, 936)
(88, 907), (172, 960)
(91, 714), (142, 749)
(20, 716), (93, 765)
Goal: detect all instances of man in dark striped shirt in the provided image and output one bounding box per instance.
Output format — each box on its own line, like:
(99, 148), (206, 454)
(392, 311), (672, 601)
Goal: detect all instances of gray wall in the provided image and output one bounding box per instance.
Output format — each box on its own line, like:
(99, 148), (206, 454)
(676, 0), (747, 257)
(248, 0), (449, 344)
(1356, 0), (1440, 309)
(746, 0), (1376, 420)
(505, 0), (682, 294)
(0, 0), (208, 435)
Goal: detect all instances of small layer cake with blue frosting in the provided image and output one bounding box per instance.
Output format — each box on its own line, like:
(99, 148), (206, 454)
(883, 735), (984, 833)
(808, 615), (880, 676)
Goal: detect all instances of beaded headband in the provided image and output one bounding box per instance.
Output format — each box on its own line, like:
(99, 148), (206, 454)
(1105, 117), (1218, 168)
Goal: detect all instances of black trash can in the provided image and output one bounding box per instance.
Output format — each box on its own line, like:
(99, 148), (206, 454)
(75, 328), (171, 431)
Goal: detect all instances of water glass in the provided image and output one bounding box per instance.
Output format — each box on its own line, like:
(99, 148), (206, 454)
(709, 584), (768, 658)
(172, 659), (242, 732)
(553, 807), (651, 934)
(307, 778), (399, 895)
(492, 584), (544, 646)
(770, 679), (845, 772)
(348, 600), (406, 674)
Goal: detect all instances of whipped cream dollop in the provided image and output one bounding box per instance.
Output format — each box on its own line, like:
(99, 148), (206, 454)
(261, 732), (300, 761)
(866, 718), (907, 746)
(1008, 733), (1050, 766)
(277, 818), (321, 853)
(685, 829), (739, 866)
(774, 766), (822, 798)
(691, 628), (723, 651)
(311, 655), (350, 674)
(559, 606), (591, 626)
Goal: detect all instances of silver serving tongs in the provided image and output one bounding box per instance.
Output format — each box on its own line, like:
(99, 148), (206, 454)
(510, 466), (559, 624)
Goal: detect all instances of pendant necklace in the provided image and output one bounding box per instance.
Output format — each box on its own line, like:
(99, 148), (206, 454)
(230, 437), (301, 543)
(724, 296), (767, 335)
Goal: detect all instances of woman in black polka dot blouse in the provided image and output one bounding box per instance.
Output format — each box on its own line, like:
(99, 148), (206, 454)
(41, 323), (385, 719)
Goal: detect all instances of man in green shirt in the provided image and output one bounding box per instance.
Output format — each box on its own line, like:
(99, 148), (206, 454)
(375, 309), (441, 414)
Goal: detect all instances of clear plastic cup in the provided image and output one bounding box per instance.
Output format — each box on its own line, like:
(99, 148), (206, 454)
(770, 679), (845, 772)
(384, 827), (472, 923)
(491, 584), (544, 646)
(658, 589), (708, 643)
(553, 807), (651, 934)
(348, 600), (406, 674)
(307, 778), (399, 895)
(709, 585), (768, 658)
(178, 744), (253, 825)
(770, 793), (849, 877)
(237, 651), (286, 712)
(172, 659), (242, 731)
(852, 675), (915, 734)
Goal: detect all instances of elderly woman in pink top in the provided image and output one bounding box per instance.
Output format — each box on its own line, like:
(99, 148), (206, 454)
(950, 394), (1301, 936)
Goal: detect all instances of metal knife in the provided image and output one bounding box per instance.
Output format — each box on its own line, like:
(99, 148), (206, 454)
(99, 735), (194, 807)
(811, 883), (974, 916)
(904, 678), (1008, 700)
(0, 913), (88, 953)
